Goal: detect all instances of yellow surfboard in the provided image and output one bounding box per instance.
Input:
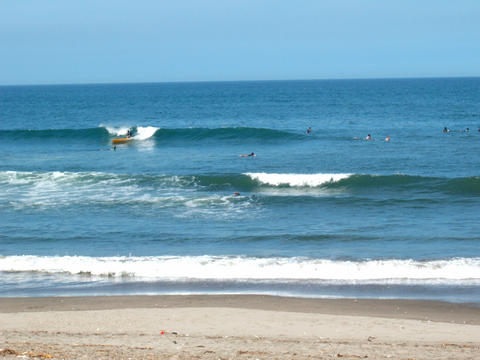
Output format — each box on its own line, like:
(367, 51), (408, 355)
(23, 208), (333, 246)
(112, 138), (133, 144)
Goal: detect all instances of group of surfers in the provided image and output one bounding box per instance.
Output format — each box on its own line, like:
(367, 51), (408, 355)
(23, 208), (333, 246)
(238, 127), (393, 157)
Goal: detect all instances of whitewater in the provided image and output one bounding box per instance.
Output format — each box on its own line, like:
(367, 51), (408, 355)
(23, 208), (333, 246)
(1, 255), (479, 283)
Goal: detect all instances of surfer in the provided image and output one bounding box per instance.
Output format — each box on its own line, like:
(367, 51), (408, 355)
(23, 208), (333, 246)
(306, 127), (312, 135)
(239, 152), (256, 157)
(126, 129), (132, 138)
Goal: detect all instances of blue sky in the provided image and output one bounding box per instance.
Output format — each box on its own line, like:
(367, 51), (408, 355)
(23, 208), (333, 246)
(1, 0), (479, 85)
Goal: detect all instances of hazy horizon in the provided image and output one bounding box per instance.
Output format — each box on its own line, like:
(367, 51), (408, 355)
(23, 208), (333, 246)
(2, 75), (480, 88)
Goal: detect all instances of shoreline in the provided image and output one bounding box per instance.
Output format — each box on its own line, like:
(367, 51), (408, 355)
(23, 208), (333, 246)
(1, 294), (479, 324)
(1, 295), (479, 359)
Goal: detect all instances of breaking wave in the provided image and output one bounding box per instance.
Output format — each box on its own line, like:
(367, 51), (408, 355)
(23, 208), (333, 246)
(1, 255), (479, 285)
(2, 171), (480, 207)
(0, 126), (302, 143)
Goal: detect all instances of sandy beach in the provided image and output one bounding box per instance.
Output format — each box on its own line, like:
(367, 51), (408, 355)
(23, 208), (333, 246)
(0, 295), (479, 359)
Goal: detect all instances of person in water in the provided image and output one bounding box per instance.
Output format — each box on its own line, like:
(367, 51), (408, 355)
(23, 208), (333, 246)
(385, 136), (391, 142)
(306, 127), (312, 135)
(443, 127), (449, 133)
(365, 134), (372, 140)
(239, 152), (256, 157)
(126, 129), (132, 137)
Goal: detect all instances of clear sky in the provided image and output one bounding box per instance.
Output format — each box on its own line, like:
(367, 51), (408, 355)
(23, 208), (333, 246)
(1, 0), (479, 85)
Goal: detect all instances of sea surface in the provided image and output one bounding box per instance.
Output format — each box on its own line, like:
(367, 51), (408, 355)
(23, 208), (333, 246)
(1, 78), (480, 302)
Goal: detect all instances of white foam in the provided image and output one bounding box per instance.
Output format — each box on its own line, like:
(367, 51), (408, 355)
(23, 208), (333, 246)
(0, 171), (251, 217)
(1, 256), (479, 284)
(245, 173), (352, 187)
(134, 126), (159, 140)
(0, 171), (132, 208)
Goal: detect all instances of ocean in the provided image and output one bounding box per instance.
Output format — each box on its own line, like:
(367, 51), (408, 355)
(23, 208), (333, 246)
(1, 78), (480, 302)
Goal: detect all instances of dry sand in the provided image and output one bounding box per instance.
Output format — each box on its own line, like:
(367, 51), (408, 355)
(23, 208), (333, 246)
(0, 295), (479, 359)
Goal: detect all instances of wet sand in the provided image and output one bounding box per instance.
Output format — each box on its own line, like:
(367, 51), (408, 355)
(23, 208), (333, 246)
(1, 295), (479, 359)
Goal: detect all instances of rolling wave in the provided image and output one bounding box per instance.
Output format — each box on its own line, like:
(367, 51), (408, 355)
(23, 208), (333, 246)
(0, 127), (109, 140)
(1, 255), (479, 284)
(2, 171), (480, 201)
(242, 173), (480, 196)
(152, 127), (301, 141)
(0, 126), (302, 143)
(247, 173), (480, 195)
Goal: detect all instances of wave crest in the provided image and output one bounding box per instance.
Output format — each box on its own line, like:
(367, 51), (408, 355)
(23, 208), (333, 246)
(246, 173), (352, 187)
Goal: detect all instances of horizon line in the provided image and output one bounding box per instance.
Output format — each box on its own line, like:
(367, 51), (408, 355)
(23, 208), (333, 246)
(1, 75), (479, 87)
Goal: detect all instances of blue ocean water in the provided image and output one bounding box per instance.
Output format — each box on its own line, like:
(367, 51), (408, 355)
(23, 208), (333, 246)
(1, 78), (480, 302)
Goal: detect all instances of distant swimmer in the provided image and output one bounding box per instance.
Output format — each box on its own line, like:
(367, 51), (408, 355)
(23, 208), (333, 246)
(443, 127), (449, 133)
(239, 152), (256, 157)
(233, 192), (240, 196)
(385, 136), (391, 142)
(306, 127), (312, 135)
(365, 134), (372, 140)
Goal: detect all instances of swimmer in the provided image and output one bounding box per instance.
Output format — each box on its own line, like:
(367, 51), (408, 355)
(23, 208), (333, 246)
(385, 136), (391, 142)
(365, 134), (372, 140)
(443, 127), (449, 133)
(239, 152), (256, 157)
(113, 146), (116, 151)
(306, 127), (312, 135)
(233, 192), (240, 196)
